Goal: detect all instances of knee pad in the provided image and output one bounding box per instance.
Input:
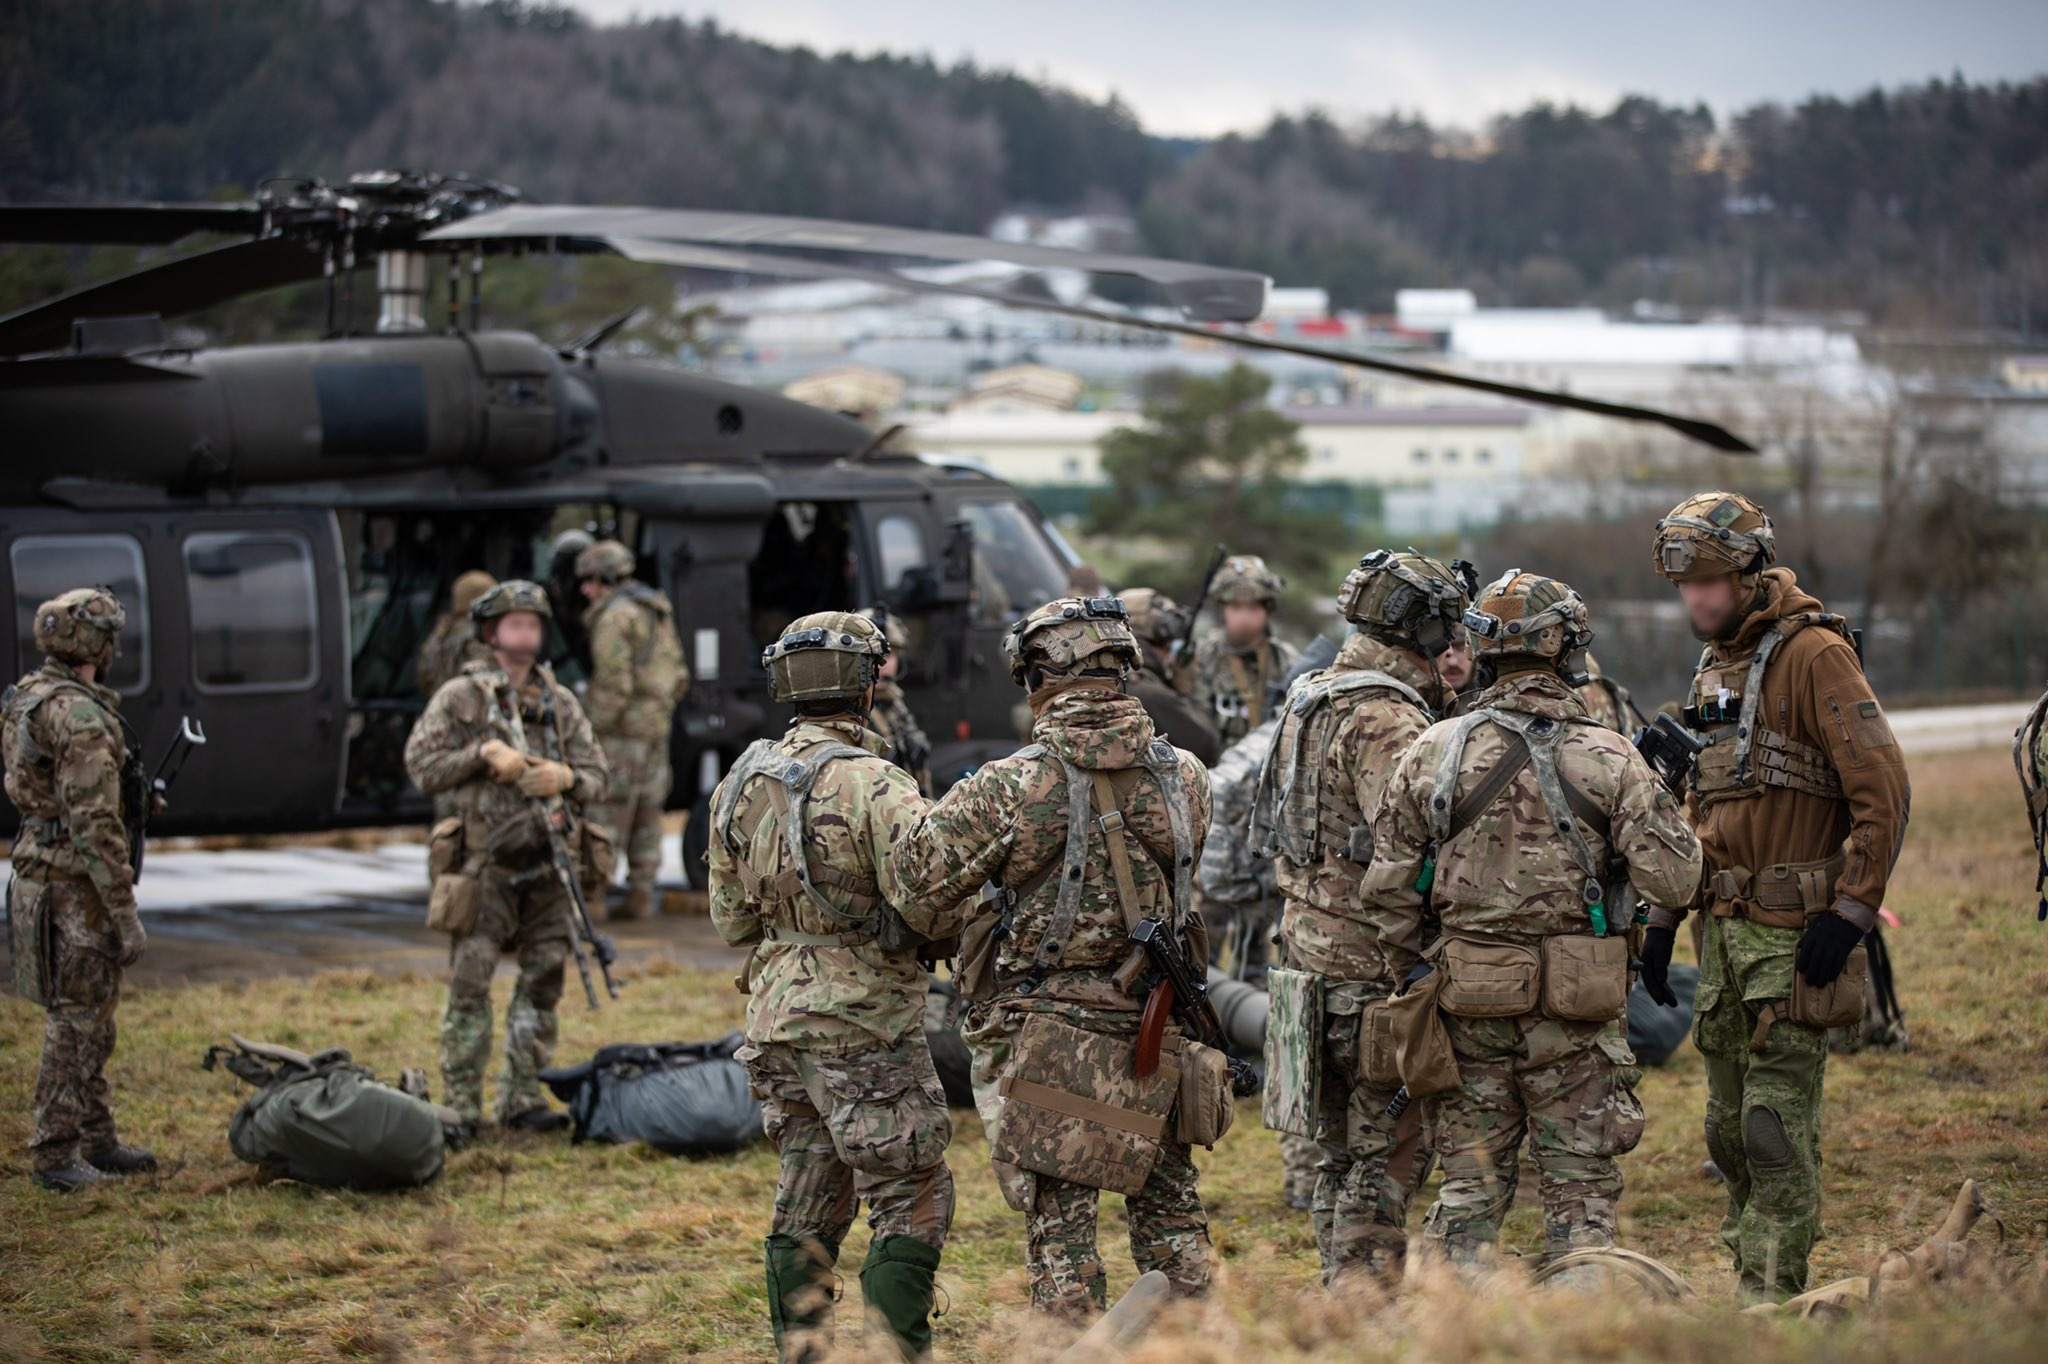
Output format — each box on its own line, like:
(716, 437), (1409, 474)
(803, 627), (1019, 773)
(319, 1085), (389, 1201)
(1742, 1105), (1796, 1171)
(1703, 1114), (1738, 1173)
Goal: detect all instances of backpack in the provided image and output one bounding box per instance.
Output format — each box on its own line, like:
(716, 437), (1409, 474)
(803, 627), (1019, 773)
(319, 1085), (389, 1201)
(539, 1032), (763, 1155)
(203, 1036), (451, 1190)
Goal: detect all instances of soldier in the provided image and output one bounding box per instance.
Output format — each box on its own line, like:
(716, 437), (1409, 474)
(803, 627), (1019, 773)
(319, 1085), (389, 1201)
(1644, 493), (1910, 1301)
(404, 581), (610, 1140)
(3, 589), (156, 1192)
(706, 613), (959, 1361)
(577, 540), (689, 919)
(1121, 587), (1221, 766)
(1256, 551), (1471, 1285)
(1194, 555), (1299, 746)
(1435, 632), (1476, 698)
(416, 569), (498, 699)
(1361, 570), (1703, 1267)
(1576, 653), (1635, 734)
(2019, 681), (2048, 922)
(863, 608), (935, 794)
(900, 597), (1215, 1321)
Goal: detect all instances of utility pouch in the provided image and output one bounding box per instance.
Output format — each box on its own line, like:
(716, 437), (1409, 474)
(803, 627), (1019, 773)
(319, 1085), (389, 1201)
(578, 818), (618, 900)
(6, 875), (52, 1006)
(1343, 822), (1375, 867)
(426, 874), (480, 937)
(955, 894), (1003, 1002)
(1436, 936), (1542, 1017)
(1539, 933), (1632, 1022)
(873, 903), (919, 955)
(1173, 1037), (1236, 1148)
(1790, 944), (1868, 1029)
(1387, 967), (1460, 1098)
(990, 1014), (1180, 1196)
(1260, 967), (1322, 1138)
(427, 816), (465, 880)
(1359, 996), (1402, 1088)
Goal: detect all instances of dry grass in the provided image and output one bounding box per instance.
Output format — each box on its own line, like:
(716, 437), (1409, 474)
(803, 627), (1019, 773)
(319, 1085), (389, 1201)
(2, 745), (2045, 1360)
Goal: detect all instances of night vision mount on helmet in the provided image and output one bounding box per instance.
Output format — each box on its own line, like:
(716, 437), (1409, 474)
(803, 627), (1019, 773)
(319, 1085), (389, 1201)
(1338, 549), (1474, 656)
(762, 612), (890, 704)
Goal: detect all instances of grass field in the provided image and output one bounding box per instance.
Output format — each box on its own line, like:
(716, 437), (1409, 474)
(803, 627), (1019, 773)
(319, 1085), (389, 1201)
(2, 745), (2045, 1361)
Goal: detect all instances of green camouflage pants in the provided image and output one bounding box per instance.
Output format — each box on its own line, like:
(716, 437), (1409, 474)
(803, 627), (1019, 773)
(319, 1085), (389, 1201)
(1695, 914), (1828, 1300)
(740, 1034), (956, 1255)
(1027, 1143), (1210, 1320)
(441, 861), (570, 1124)
(1423, 1011), (1644, 1263)
(30, 881), (125, 1171)
(594, 735), (670, 911)
(1312, 993), (1434, 1284)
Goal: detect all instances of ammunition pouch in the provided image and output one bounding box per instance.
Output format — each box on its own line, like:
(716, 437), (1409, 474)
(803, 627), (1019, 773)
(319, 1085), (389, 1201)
(1538, 933), (1632, 1022)
(1387, 966), (1459, 1098)
(425, 817), (479, 935)
(989, 1014), (1180, 1196)
(1788, 944), (1869, 1031)
(7, 875), (53, 1006)
(1433, 935), (1542, 1017)
(1358, 995), (1401, 1088)
(1260, 966), (1322, 1138)
(1175, 1037), (1236, 1148)
(955, 887), (1005, 1002)
(1707, 853), (1844, 930)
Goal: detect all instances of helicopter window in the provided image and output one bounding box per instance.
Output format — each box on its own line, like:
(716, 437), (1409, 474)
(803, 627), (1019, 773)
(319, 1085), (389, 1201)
(747, 502), (856, 647)
(183, 531), (319, 693)
(874, 515), (928, 594)
(9, 534), (150, 694)
(959, 500), (1069, 625)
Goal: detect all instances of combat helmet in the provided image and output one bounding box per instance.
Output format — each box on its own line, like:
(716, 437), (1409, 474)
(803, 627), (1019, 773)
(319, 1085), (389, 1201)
(1463, 569), (1593, 675)
(449, 570), (497, 617)
(33, 587), (125, 667)
(761, 612), (889, 703)
(861, 606), (910, 652)
(1119, 588), (1189, 649)
(1338, 550), (1473, 655)
(470, 579), (554, 623)
(1652, 491), (1776, 584)
(1005, 596), (1139, 689)
(1211, 555), (1284, 609)
(574, 539), (635, 585)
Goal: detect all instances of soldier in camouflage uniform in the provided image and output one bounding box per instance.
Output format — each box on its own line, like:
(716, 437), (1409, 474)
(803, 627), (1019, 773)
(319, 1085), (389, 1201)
(1194, 555), (1299, 747)
(1255, 551), (1471, 1285)
(1121, 588), (1221, 766)
(1575, 653), (1635, 734)
(2019, 681), (2048, 923)
(416, 570), (498, 699)
(577, 541), (689, 920)
(3, 589), (157, 1192)
(707, 612), (959, 1362)
(405, 581), (610, 1138)
(863, 608), (935, 795)
(901, 597), (1215, 1321)
(1361, 571), (1703, 1266)
(1645, 493), (1910, 1300)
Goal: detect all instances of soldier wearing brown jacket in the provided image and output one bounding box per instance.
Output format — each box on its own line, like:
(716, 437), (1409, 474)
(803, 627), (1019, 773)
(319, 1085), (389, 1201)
(1643, 492), (1910, 1301)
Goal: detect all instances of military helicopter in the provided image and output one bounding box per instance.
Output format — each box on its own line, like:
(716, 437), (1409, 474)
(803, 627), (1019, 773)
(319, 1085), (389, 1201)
(0, 170), (1752, 885)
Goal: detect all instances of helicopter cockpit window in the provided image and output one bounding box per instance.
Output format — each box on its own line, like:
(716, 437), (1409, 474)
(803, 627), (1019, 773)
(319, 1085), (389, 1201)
(183, 531), (319, 693)
(874, 515), (928, 595)
(958, 501), (1068, 626)
(10, 533), (150, 694)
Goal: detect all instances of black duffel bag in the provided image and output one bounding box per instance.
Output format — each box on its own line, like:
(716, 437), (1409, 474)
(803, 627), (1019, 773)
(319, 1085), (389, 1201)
(540, 1031), (763, 1156)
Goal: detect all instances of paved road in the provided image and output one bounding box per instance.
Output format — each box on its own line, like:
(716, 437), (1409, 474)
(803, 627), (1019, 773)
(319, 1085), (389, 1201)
(1889, 701), (2032, 755)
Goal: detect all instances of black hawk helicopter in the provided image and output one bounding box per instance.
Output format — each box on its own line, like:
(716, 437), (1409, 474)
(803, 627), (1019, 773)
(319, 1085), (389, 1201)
(0, 170), (1752, 884)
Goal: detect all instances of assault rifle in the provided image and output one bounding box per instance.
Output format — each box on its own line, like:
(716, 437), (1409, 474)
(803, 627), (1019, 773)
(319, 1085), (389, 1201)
(1633, 713), (1704, 798)
(128, 715), (206, 882)
(1120, 917), (1259, 1096)
(489, 666), (619, 1008)
(1169, 544), (1230, 669)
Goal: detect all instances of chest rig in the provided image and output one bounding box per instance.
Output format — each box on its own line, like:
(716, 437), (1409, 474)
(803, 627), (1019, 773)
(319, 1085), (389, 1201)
(2, 672), (144, 849)
(713, 736), (887, 946)
(1253, 667), (1428, 867)
(1685, 615), (1848, 808)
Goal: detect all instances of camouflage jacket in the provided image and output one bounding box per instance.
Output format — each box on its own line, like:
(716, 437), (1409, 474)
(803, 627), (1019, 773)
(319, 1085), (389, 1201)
(1129, 658), (1221, 767)
(1197, 718), (1280, 907)
(1361, 671), (1702, 976)
(2, 660), (137, 912)
(1195, 632), (1300, 746)
(415, 612), (493, 699)
(901, 685), (1212, 1002)
(404, 662), (610, 866)
(1576, 675), (1632, 734)
(584, 582), (690, 743)
(869, 680), (933, 794)
(707, 718), (953, 1049)
(1272, 635), (1444, 983)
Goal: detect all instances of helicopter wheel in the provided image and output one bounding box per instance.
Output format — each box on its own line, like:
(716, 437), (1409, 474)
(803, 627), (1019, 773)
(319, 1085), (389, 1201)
(681, 789), (711, 892)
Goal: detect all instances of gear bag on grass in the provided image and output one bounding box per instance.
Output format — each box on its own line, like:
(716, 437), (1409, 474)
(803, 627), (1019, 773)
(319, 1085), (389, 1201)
(539, 1031), (763, 1155)
(203, 1035), (451, 1190)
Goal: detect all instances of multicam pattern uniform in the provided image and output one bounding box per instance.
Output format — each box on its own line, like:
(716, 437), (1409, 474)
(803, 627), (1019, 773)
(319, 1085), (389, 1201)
(1270, 634), (1446, 1281)
(415, 611), (494, 699)
(868, 679), (934, 794)
(404, 663), (609, 1123)
(1194, 633), (1299, 747)
(901, 687), (1214, 1318)
(3, 660), (143, 1173)
(1574, 654), (1634, 734)
(1361, 672), (1702, 1260)
(584, 583), (689, 914)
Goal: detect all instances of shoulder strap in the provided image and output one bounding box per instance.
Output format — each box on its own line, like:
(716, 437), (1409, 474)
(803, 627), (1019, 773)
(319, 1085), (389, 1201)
(1032, 756), (1102, 970)
(1444, 728), (1534, 845)
(1091, 770), (1149, 936)
(1495, 711), (1609, 921)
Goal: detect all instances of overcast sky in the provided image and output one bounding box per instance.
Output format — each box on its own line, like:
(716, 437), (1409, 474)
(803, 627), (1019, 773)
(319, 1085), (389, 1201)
(561, 1), (2046, 136)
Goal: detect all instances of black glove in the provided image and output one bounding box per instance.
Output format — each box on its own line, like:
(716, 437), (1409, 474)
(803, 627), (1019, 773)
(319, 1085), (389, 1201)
(1795, 911), (1864, 989)
(1638, 926), (1678, 1008)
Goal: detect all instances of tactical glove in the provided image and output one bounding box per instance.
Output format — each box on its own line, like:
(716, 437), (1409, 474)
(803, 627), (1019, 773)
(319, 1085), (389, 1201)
(517, 760), (576, 798)
(1638, 926), (1678, 1008)
(112, 907), (147, 967)
(1795, 910), (1863, 989)
(479, 739), (526, 784)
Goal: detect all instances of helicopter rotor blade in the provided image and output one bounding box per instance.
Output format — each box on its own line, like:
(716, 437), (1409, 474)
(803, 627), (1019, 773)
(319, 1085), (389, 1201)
(0, 236), (327, 355)
(596, 236), (1759, 455)
(0, 202), (266, 245)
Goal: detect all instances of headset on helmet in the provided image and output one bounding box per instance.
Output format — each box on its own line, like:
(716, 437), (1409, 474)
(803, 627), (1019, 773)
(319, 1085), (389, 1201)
(1338, 549), (1474, 656)
(1004, 596), (1140, 690)
(1652, 491), (1777, 583)
(762, 611), (890, 703)
(33, 587), (126, 666)
(1463, 569), (1594, 681)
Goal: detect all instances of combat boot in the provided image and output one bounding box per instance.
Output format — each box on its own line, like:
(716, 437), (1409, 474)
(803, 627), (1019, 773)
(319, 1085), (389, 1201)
(621, 885), (656, 919)
(32, 1163), (110, 1193)
(765, 1233), (838, 1363)
(858, 1235), (941, 1359)
(86, 1143), (158, 1176)
(504, 1106), (570, 1134)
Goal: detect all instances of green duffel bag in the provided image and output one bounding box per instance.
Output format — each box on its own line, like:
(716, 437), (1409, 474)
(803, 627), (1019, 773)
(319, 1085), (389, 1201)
(204, 1035), (452, 1190)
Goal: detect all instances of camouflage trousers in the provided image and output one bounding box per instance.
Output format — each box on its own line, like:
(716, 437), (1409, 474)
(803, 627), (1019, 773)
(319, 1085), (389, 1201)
(441, 860), (570, 1124)
(1695, 915), (1829, 1301)
(1423, 1011), (1644, 1263)
(739, 1034), (956, 1255)
(594, 735), (670, 913)
(1312, 992), (1435, 1284)
(30, 881), (126, 1171)
(1280, 1133), (1320, 1207)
